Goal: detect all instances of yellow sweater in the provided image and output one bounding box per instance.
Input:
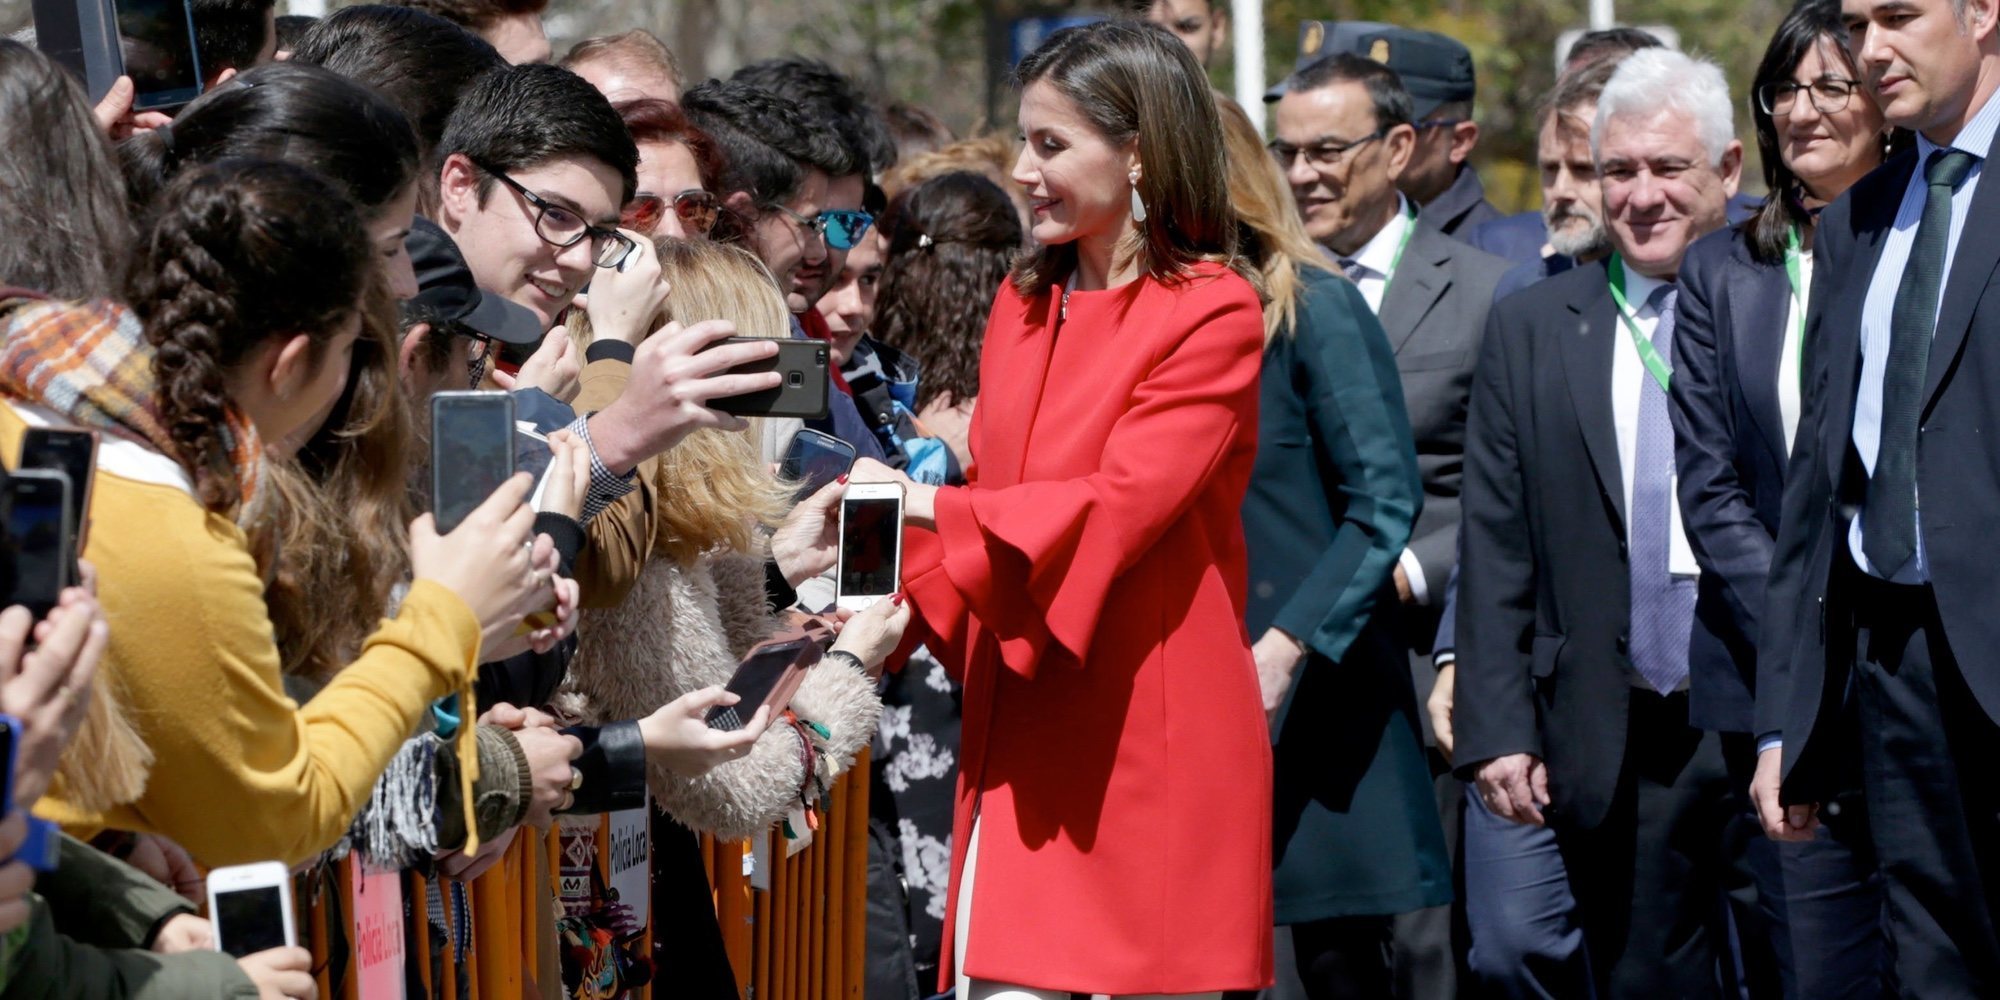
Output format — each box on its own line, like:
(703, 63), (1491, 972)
(7, 404), (483, 867)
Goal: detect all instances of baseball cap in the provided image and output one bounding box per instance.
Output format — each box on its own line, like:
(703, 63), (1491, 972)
(1266, 21), (1477, 118)
(404, 216), (546, 347)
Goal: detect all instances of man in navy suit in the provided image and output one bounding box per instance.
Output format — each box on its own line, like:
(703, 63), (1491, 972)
(1764, 0), (2000, 990)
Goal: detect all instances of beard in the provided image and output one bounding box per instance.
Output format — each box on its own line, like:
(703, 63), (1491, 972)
(1545, 202), (1610, 260)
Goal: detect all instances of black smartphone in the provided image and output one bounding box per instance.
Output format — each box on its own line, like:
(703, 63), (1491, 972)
(430, 391), (515, 535)
(779, 428), (857, 498)
(19, 428), (97, 561)
(115, 0), (204, 110)
(0, 471), (74, 621)
(32, 0), (124, 102)
(706, 636), (822, 731)
(708, 337), (831, 420)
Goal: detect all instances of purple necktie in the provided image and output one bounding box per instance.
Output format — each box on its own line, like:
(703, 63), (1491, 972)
(1629, 284), (1696, 695)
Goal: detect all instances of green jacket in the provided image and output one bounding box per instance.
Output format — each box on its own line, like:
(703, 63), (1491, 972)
(0, 837), (255, 999)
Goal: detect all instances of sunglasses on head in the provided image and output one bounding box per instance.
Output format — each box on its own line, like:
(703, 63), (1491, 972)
(622, 189), (720, 236)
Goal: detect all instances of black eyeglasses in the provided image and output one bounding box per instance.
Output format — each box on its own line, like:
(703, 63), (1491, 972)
(1757, 77), (1861, 117)
(1268, 129), (1388, 169)
(473, 158), (637, 269)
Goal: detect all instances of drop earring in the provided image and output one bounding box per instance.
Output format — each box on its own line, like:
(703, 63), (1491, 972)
(1129, 170), (1148, 224)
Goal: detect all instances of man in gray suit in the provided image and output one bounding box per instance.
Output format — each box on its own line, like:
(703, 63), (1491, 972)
(1273, 49), (1510, 1000)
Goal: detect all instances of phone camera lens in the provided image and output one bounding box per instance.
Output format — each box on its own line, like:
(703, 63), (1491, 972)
(789, 372), (804, 387)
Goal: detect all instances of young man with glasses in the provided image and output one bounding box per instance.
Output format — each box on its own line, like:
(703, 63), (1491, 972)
(1273, 48), (1510, 1000)
(435, 63), (791, 606)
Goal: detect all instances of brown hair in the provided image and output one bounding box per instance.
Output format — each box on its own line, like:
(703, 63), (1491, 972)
(126, 159), (383, 515)
(616, 97), (726, 190)
(873, 172), (1022, 409)
(561, 29), (681, 86)
(0, 41), (133, 302)
(568, 239), (793, 565)
(1215, 95), (1330, 342)
(1008, 20), (1238, 297)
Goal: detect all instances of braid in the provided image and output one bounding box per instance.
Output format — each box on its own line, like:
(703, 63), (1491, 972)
(134, 183), (246, 511)
(125, 158), (376, 515)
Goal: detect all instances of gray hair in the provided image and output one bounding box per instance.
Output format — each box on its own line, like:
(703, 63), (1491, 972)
(1592, 48), (1735, 165)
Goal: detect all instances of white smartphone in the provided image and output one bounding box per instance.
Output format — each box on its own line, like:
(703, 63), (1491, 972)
(835, 482), (904, 611)
(206, 861), (297, 958)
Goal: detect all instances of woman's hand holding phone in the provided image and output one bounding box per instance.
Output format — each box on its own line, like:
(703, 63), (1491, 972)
(638, 686), (771, 777)
(848, 458), (937, 528)
(409, 474), (554, 657)
(771, 477), (847, 587)
(828, 593), (914, 677)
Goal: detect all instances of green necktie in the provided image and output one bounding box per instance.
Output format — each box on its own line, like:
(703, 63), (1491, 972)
(1863, 148), (1976, 573)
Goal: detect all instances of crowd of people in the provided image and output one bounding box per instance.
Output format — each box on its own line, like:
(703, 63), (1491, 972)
(0, 0), (1993, 997)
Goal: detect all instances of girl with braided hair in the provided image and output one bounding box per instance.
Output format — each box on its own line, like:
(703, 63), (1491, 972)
(3, 158), (560, 867)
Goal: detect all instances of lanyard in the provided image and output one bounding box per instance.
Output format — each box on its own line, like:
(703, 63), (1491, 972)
(1381, 202), (1418, 287)
(1783, 225), (1808, 388)
(1607, 253), (1672, 392)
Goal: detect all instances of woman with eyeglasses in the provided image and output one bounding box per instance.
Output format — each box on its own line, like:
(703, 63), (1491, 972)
(1666, 0), (1893, 996)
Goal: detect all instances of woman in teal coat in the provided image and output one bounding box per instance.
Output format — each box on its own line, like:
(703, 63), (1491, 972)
(1218, 96), (1452, 998)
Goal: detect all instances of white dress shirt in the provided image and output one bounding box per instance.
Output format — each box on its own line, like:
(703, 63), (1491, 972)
(1779, 250), (1811, 453)
(1338, 194), (1414, 315)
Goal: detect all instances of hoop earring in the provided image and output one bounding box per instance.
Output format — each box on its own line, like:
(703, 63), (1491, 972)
(1129, 170), (1148, 224)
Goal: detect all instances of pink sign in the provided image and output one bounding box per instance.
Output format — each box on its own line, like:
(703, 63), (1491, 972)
(349, 853), (405, 1000)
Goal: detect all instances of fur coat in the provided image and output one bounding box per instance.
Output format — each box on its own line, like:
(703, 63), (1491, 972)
(557, 550), (881, 842)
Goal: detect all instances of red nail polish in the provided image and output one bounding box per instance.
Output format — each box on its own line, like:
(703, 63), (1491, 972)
(837, 474), (849, 484)
(891, 592), (906, 607)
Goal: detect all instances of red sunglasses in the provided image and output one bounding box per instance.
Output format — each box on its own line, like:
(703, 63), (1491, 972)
(622, 189), (720, 236)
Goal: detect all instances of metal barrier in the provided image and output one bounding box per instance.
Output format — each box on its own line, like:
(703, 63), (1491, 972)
(307, 751), (872, 1000)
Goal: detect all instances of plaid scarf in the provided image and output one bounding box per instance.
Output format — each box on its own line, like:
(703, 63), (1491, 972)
(0, 291), (264, 509)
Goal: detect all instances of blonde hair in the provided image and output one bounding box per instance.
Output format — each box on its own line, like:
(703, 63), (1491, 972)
(51, 673), (153, 812)
(882, 132), (1016, 198)
(570, 238), (795, 565)
(1215, 94), (1332, 342)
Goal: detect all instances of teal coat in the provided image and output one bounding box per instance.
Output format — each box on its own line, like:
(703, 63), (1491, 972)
(1242, 268), (1452, 922)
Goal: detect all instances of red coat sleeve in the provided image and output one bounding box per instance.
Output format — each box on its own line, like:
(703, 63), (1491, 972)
(903, 277), (1262, 680)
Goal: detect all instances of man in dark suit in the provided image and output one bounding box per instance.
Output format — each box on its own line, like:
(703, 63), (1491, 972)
(1273, 48), (1509, 1000)
(1454, 48), (1751, 997)
(1266, 21), (1502, 238)
(1763, 0), (2000, 990)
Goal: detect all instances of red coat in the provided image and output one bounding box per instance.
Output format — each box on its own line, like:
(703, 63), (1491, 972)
(904, 262), (1275, 994)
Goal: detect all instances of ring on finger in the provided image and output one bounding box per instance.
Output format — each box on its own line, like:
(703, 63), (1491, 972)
(568, 768), (583, 790)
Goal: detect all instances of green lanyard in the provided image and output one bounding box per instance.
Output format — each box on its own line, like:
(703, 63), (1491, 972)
(1783, 225), (1808, 388)
(1381, 202), (1418, 286)
(1607, 253), (1673, 392)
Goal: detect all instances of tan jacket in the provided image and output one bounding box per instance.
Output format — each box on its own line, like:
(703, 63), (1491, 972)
(571, 357), (655, 609)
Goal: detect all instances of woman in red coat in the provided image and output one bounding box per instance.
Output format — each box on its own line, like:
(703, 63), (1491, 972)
(848, 20), (1273, 999)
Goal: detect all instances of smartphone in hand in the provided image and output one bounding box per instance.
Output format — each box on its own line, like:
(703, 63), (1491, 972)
(0, 470), (73, 621)
(207, 861), (297, 958)
(835, 482), (903, 611)
(778, 428), (857, 498)
(430, 391), (516, 535)
(706, 337), (831, 420)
